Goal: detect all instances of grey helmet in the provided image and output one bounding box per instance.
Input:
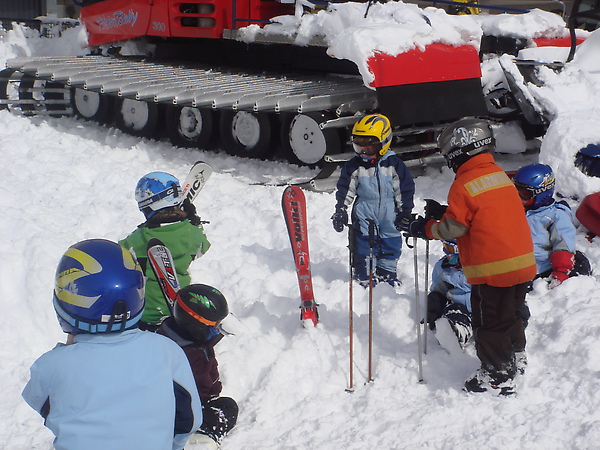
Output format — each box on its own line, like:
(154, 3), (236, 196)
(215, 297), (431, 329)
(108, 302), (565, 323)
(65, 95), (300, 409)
(438, 117), (495, 172)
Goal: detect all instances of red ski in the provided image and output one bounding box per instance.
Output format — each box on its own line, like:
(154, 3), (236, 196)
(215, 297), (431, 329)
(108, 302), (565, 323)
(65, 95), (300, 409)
(147, 238), (181, 311)
(282, 186), (319, 326)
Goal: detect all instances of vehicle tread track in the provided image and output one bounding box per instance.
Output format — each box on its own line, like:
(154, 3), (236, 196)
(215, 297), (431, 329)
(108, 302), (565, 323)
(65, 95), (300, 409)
(5, 55), (376, 115)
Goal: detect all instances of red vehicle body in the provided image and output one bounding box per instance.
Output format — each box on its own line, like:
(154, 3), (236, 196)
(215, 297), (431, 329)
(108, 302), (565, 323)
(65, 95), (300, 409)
(1, 0), (593, 171)
(80, 0), (293, 46)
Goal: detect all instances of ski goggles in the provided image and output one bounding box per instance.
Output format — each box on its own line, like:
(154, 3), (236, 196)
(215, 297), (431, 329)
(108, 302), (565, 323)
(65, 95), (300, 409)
(517, 189), (534, 201)
(351, 136), (382, 156)
(514, 182), (536, 201)
(206, 325), (223, 341)
(137, 183), (180, 210)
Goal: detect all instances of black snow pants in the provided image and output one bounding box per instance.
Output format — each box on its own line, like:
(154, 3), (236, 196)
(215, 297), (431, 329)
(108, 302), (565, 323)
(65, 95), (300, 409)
(470, 282), (529, 382)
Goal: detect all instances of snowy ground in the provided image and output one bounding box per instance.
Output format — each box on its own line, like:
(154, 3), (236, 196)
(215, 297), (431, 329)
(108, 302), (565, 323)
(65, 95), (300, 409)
(2, 14), (600, 450)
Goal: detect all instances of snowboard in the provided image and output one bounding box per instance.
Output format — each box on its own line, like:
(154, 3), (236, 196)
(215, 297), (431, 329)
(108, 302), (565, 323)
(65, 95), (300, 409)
(147, 238), (180, 311)
(282, 186), (319, 326)
(181, 161), (213, 203)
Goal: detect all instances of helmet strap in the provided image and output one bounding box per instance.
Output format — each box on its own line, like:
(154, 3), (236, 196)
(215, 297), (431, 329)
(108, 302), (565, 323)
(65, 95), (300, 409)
(106, 300), (128, 333)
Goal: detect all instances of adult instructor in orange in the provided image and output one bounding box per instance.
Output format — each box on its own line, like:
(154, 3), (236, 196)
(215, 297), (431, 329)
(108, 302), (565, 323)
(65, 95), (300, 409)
(406, 117), (536, 396)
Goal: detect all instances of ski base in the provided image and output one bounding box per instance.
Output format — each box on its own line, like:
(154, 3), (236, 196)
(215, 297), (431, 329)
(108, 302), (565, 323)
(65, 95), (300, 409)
(282, 186), (319, 326)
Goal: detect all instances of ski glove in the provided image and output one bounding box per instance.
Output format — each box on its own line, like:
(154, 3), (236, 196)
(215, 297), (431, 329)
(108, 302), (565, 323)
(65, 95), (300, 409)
(394, 212), (412, 232)
(404, 215), (429, 240)
(182, 198), (202, 226)
(331, 208), (348, 233)
(424, 199), (447, 220)
(549, 250), (575, 288)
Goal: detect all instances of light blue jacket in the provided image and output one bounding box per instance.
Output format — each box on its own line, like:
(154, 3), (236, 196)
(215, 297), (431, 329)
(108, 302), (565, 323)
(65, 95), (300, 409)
(22, 329), (202, 450)
(526, 201), (576, 274)
(430, 257), (472, 311)
(335, 150), (415, 238)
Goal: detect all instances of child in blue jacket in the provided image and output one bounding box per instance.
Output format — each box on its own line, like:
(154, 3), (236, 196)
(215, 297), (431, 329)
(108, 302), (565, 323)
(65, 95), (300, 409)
(512, 164), (591, 287)
(332, 114), (414, 287)
(22, 239), (202, 450)
(427, 240), (473, 350)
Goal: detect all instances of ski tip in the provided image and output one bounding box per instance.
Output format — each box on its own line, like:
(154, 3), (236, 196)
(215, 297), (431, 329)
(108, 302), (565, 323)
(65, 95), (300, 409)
(301, 318), (319, 328)
(147, 238), (165, 249)
(301, 309), (319, 327)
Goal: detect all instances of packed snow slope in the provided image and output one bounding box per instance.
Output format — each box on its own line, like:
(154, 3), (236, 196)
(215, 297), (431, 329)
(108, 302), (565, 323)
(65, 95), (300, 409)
(2, 15), (600, 450)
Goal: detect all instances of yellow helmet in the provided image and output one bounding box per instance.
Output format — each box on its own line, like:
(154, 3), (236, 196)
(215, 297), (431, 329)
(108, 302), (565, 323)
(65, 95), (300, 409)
(351, 114), (393, 160)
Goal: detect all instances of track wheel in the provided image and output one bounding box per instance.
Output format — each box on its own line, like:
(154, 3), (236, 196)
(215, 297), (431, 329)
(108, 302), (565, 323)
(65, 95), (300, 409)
(281, 111), (342, 166)
(72, 88), (113, 123)
(219, 110), (277, 159)
(115, 98), (160, 138)
(165, 105), (214, 149)
(18, 75), (70, 117)
(0, 69), (20, 111)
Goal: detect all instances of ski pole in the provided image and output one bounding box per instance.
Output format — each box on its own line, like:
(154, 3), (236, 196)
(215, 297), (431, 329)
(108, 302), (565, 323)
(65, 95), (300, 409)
(347, 225), (355, 392)
(367, 219), (376, 383)
(413, 236), (424, 383)
(423, 239), (430, 354)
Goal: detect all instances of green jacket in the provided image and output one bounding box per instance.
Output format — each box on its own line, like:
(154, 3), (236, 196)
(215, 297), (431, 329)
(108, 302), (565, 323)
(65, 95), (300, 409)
(119, 220), (211, 325)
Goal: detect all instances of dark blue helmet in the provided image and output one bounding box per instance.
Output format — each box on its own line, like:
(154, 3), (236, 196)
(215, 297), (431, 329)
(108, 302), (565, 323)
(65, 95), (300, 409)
(53, 239), (145, 334)
(575, 143), (600, 178)
(512, 164), (555, 209)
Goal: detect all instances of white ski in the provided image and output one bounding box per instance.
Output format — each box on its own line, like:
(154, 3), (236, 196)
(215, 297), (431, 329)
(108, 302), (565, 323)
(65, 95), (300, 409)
(181, 161), (213, 203)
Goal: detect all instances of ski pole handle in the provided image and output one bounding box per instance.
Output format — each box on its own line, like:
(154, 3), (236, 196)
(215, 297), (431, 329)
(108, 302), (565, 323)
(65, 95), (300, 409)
(367, 219), (376, 248)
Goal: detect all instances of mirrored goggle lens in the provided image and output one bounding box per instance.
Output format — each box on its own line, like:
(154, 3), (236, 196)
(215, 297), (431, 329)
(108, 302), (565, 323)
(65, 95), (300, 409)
(352, 142), (380, 156)
(517, 189), (534, 200)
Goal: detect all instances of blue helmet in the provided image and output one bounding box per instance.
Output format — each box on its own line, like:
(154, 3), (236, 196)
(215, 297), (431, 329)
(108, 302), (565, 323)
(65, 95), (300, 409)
(442, 240), (460, 267)
(53, 239), (145, 334)
(512, 163), (555, 209)
(135, 171), (182, 218)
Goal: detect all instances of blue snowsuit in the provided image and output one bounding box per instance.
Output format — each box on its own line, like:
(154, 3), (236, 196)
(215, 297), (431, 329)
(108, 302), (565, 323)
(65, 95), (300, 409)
(335, 150), (414, 280)
(525, 200), (576, 275)
(427, 255), (473, 346)
(430, 257), (472, 312)
(22, 329), (203, 450)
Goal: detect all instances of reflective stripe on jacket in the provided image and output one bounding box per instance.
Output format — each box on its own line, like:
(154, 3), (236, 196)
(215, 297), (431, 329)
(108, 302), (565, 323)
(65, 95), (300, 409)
(427, 153), (536, 287)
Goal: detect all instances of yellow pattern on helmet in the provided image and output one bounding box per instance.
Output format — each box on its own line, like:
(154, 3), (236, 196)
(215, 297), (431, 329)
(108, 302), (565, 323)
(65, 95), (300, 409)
(351, 114), (393, 156)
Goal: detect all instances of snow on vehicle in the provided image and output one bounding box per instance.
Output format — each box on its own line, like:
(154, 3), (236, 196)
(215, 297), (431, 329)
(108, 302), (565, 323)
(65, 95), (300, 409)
(0, 0), (593, 172)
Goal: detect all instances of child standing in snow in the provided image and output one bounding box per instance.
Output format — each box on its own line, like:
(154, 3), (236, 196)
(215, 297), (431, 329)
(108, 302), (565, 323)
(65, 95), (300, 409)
(427, 240), (473, 352)
(332, 114), (415, 287)
(512, 163), (592, 286)
(120, 171), (211, 330)
(157, 284), (238, 448)
(22, 239), (202, 450)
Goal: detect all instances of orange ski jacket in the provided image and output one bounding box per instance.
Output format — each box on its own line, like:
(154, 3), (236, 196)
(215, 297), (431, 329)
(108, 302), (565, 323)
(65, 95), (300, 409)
(426, 153), (536, 287)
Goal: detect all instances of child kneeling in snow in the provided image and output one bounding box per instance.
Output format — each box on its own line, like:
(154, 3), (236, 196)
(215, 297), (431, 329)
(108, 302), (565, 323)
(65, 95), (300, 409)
(157, 284), (238, 448)
(427, 240), (473, 352)
(512, 164), (592, 287)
